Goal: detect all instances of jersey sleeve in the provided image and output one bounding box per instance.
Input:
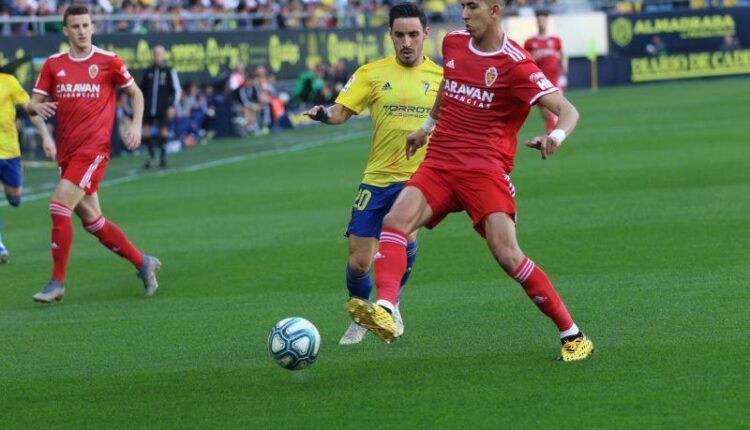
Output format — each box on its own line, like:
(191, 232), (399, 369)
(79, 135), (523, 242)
(111, 55), (135, 89)
(33, 59), (53, 97)
(9, 75), (30, 106)
(335, 66), (370, 115)
(508, 60), (559, 105)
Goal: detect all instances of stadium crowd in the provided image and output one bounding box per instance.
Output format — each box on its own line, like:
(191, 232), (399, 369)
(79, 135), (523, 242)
(109, 59), (350, 158)
(1, 0), (601, 35)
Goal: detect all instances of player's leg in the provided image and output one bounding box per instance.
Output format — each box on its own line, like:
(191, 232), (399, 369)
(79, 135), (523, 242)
(158, 124), (168, 168)
(33, 179), (86, 303)
(374, 187), (433, 310)
(401, 230), (419, 292)
(339, 234), (378, 345)
(0, 185), (22, 263)
(483, 213), (593, 361)
(348, 186), (434, 342)
(143, 121), (155, 169)
(346, 234), (378, 300)
(76, 193), (161, 296)
(0, 158), (23, 262)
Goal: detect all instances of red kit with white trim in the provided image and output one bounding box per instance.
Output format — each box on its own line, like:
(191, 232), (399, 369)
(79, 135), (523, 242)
(427, 31), (559, 173)
(34, 46), (134, 167)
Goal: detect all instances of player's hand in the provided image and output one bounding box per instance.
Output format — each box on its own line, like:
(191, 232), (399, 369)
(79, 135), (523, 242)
(525, 135), (561, 160)
(34, 102), (57, 120)
(303, 105), (329, 122)
(42, 136), (56, 159)
(124, 124), (142, 150)
(406, 128), (429, 160)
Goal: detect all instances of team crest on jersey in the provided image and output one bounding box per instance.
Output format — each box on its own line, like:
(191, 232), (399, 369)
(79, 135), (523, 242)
(484, 67), (498, 87)
(88, 65), (99, 79)
(422, 81), (430, 94)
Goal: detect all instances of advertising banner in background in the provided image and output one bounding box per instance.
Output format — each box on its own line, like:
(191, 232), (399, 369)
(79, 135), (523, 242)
(0, 27), (401, 87)
(608, 8), (750, 56)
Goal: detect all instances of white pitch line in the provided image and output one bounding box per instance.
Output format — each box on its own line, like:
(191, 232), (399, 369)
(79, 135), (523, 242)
(0, 130), (369, 208)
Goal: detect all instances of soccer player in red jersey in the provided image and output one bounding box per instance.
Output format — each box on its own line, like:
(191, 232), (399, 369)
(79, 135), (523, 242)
(347, 0), (594, 362)
(524, 9), (567, 133)
(27, 5), (161, 303)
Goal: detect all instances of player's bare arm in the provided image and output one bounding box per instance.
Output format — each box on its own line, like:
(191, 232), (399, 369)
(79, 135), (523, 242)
(525, 91), (579, 160)
(122, 83), (144, 150)
(27, 93), (57, 121)
(31, 115), (56, 159)
(23, 99), (56, 159)
(406, 80), (443, 159)
(303, 104), (355, 125)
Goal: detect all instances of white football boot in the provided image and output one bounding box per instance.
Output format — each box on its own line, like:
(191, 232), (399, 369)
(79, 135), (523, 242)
(33, 280), (65, 303)
(338, 321), (367, 345)
(393, 304), (404, 337)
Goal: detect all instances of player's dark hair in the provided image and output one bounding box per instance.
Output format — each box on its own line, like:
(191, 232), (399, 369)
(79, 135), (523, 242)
(535, 9), (550, 17)
(64, 4), (90, 26)
(389, 2), (427, 29)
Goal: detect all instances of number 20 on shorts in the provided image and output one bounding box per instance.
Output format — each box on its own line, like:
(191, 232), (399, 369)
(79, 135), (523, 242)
(353, 188), (372, 210)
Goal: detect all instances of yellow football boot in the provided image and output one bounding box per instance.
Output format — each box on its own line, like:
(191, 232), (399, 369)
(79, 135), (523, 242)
(559, 335), (595, 362)
(347, 298), (399, 344)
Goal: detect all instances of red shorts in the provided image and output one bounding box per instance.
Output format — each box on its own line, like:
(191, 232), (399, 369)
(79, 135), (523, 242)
(407, 163), (516, 237)
(59, 153), (109, 195)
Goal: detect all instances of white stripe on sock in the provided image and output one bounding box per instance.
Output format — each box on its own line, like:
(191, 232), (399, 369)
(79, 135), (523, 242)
(560, 323), (580, 338)
(376, 299), (395, 313)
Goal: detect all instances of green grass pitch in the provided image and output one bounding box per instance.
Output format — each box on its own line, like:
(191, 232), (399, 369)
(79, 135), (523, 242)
(1, 78), (748, 429)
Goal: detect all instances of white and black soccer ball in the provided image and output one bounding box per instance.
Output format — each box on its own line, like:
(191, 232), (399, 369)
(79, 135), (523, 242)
(268, 317), (321, 371)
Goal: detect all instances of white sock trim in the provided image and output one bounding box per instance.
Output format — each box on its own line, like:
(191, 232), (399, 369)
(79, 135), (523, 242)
(559, 323), (580, 338)
(376, 299), (395, 314)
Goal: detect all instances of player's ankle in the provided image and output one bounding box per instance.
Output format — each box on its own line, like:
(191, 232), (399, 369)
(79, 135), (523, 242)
(376, 299), (395, 314)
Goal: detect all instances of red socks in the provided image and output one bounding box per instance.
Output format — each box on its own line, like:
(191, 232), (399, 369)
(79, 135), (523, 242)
(512, 258), (574, 332)
(49, 202), (74, 282)
(84, 216), (144, 268)
(374, 227), (408, 306)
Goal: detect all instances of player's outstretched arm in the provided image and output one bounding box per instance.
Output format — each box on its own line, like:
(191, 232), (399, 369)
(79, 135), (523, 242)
(406, 80), (443, 160)
(122, 83), (144, 150)
(525, 91), (579, 160)
(303, 104), (355, 125)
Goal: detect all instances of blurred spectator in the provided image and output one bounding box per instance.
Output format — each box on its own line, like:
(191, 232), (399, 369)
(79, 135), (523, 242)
(227, 63), (245, 92)
(646, 36), (667, 56)
(115, 91), (134, 155)
(291, 63), (331, 107)
(237, 72), (260, 134)
(328, 59), (349, 98)
(720, 35), (740, 52)
(202, 84), (219, 142)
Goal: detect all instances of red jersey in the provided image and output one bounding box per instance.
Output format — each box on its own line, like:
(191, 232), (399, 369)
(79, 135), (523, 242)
(33, 46), (134, 163)
(428, 31), (558, 173)
(523, 35), (563, 80)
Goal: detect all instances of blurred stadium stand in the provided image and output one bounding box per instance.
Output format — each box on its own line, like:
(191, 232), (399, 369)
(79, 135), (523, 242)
(3, 0), (749, 160)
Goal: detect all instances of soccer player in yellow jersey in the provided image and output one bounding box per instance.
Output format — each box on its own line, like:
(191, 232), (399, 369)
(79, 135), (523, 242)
(305, 3), (442, 345)
(0, 72), (55, 263)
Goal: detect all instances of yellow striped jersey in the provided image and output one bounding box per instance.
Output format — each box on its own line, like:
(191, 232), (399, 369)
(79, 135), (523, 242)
(336, 55), (442, 187)
(0, 73), (29, 159)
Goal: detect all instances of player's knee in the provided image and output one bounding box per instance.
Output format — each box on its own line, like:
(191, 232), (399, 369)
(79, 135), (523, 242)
(347, 254), (371, 274)
(489, 241), (524, 272)
(6, 194), (21, 207)
(382, 212), (411, 232)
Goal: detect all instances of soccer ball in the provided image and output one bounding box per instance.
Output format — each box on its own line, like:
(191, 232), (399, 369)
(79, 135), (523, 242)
(268, 317), (321, 371)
